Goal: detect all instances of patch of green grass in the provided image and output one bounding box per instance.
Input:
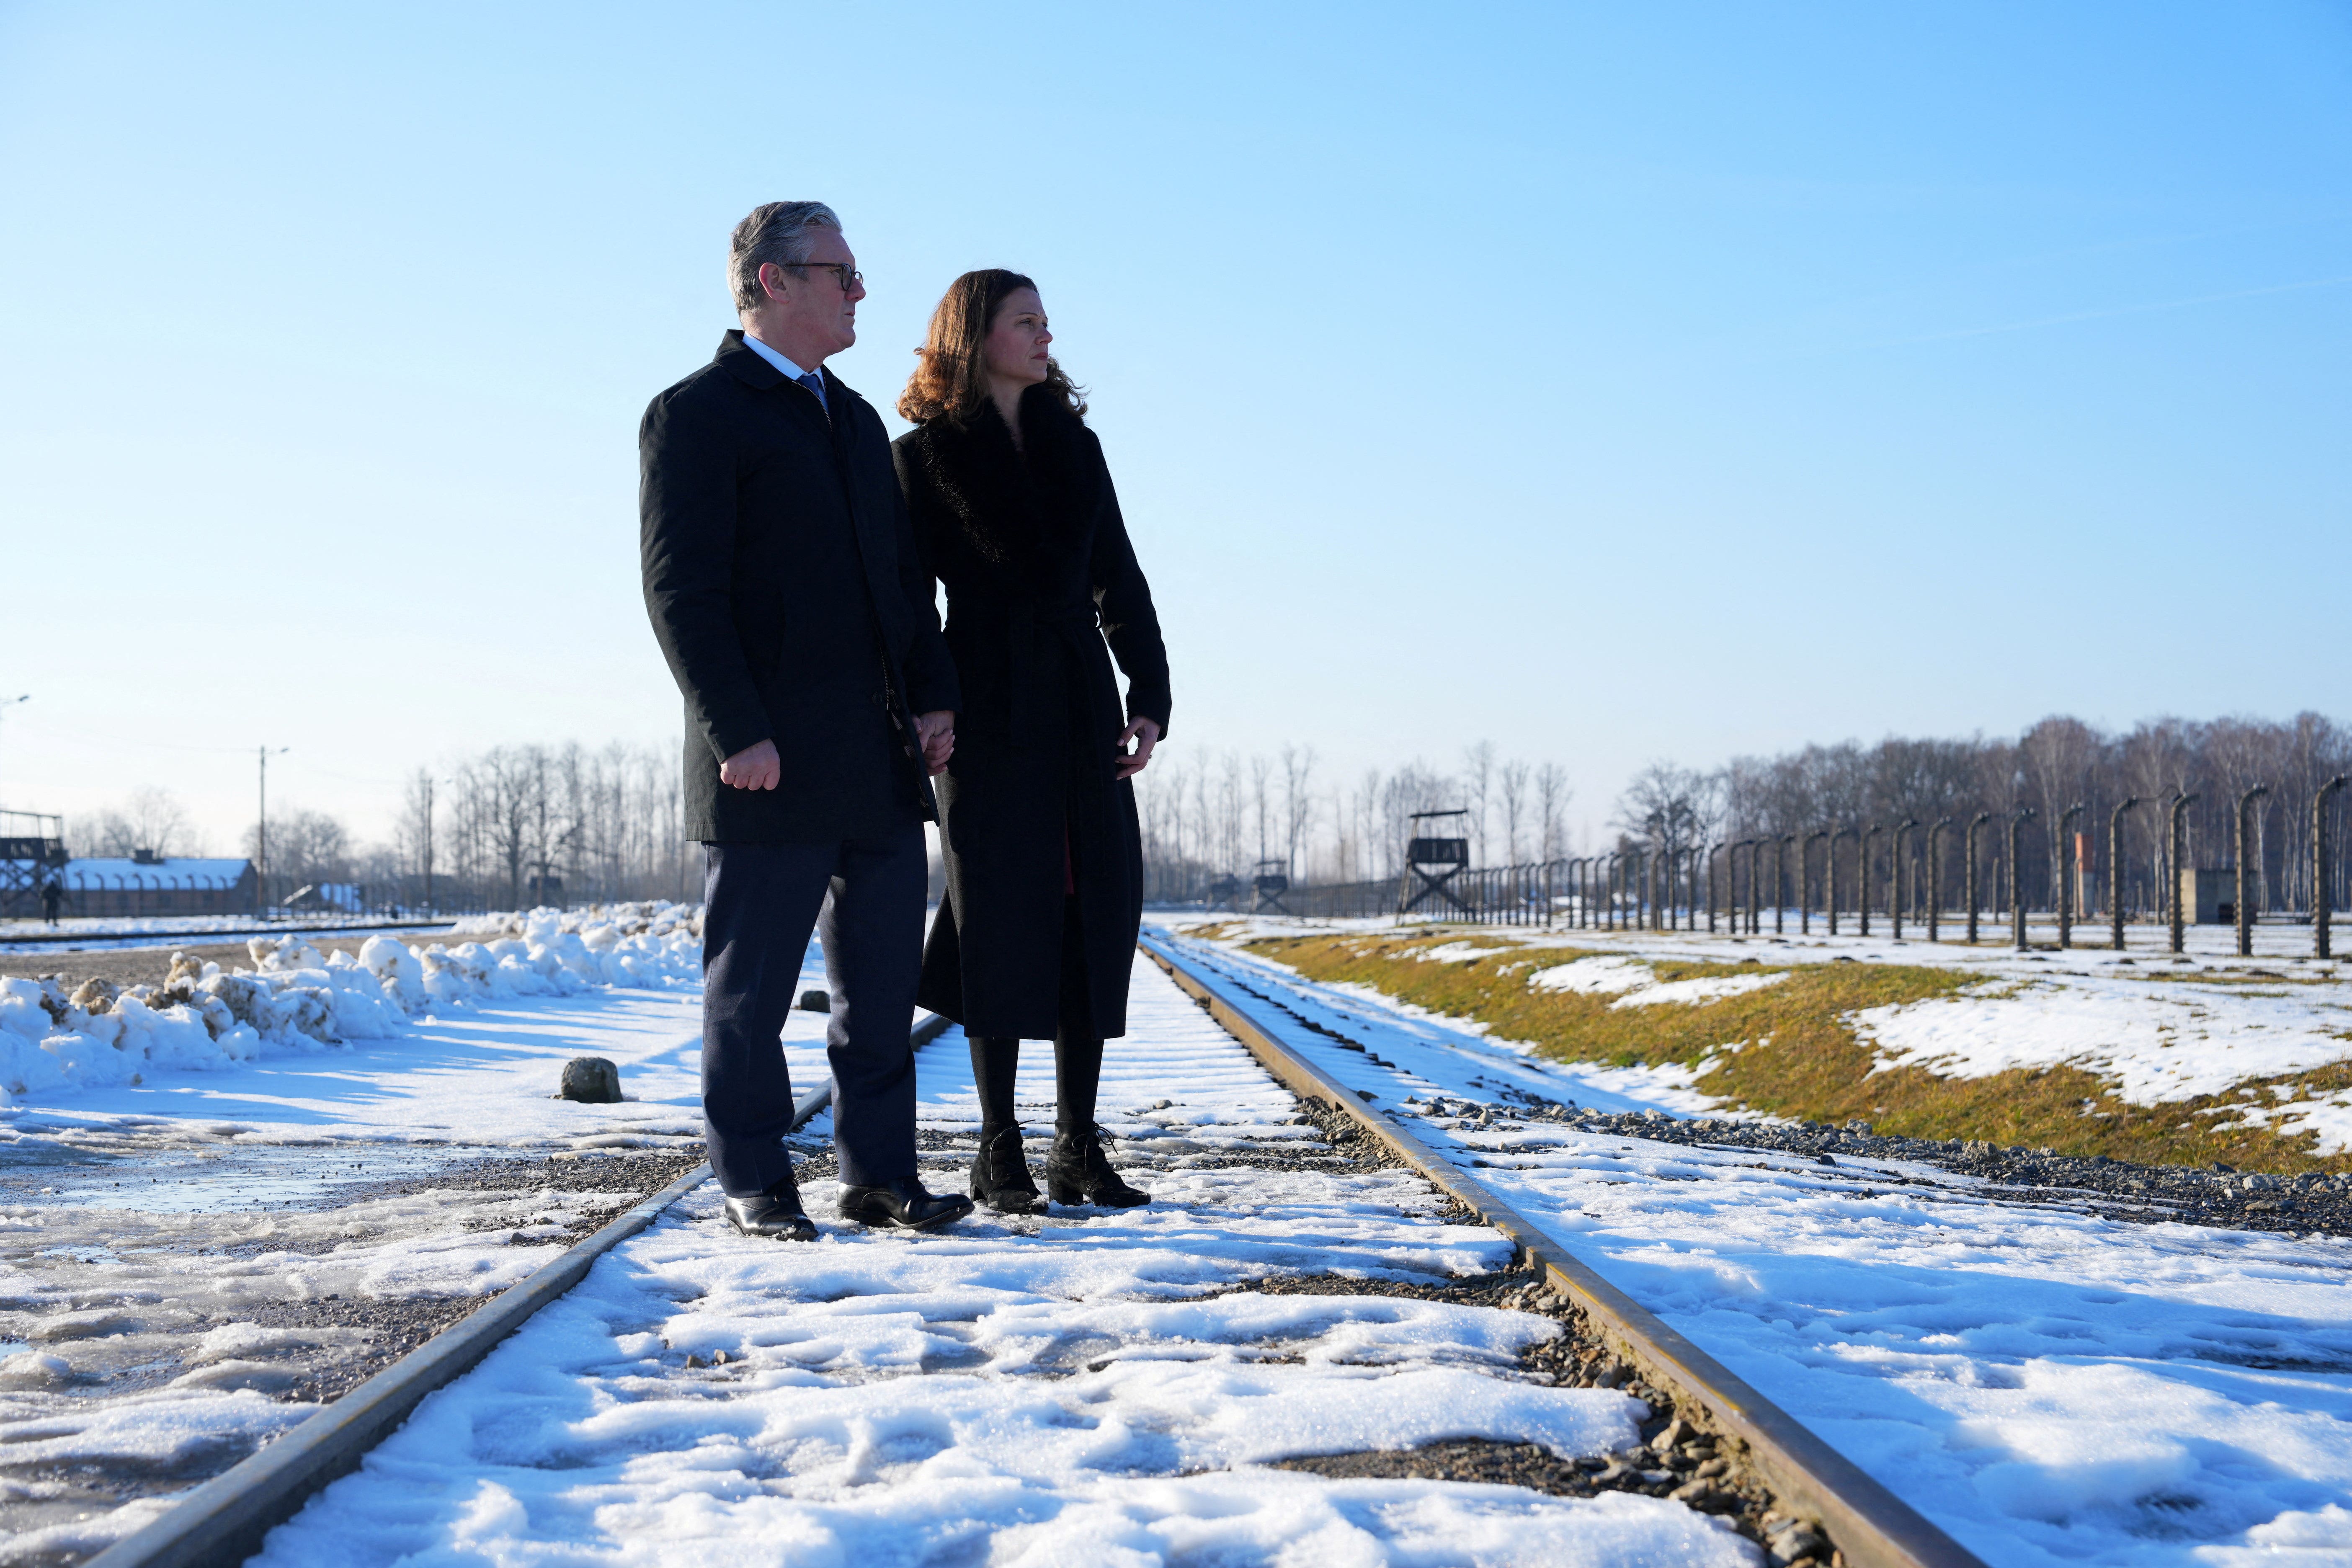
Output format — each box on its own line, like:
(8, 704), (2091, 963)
(1246, 932), (2352, 1175)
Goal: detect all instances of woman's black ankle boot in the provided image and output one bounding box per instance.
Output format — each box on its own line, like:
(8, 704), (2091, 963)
(970, 1124), (1043, 1214)
(1044, 1124), (1151, 1208)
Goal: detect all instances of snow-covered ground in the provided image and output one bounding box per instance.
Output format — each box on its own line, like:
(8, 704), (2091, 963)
(0, 906), (723, 1564)
(1165, 928), (2352, 1567)
(1173, 914), (2352, 1155)
(245, 958), (1757, 1568)
(0, 905), (701, 1110)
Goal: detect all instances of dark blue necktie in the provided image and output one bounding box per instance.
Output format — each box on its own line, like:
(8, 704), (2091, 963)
(796, 369), (828, 417)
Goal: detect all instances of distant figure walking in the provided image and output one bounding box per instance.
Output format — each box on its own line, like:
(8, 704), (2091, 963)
(895, 270), (1172, 1212)
(40, 876), (62, 927)
(640, 201), (971, 1240)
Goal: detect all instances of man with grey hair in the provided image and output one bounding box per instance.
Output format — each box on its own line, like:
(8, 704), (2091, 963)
(641, 201), (970, 1239)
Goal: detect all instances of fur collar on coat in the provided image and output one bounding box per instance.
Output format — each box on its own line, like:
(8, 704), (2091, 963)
(908, 385), (1099, 569)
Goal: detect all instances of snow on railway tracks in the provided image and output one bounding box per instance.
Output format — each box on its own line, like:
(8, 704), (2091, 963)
(64, 928), (2348, 1566)
(79, 950), (1860, 1568)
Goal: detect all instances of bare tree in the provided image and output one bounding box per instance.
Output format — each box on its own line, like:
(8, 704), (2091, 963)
(1535, 763), (1572, 861)
(1462, 741), (1495, 865)
(1279, 745), (1318, 874)
(72, 787), (204, 858)
(1498, 758), (1530, 864)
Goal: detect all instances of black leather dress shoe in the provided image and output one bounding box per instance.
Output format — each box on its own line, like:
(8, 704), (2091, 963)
(725, 1175), (817, 1241)
(837, 1175), (975, 1231)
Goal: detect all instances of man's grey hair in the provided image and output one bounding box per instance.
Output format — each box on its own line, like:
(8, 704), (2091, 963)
(728, 201), (842, 313)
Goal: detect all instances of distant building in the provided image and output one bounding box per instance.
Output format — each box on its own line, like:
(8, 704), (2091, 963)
(44, 856), (258, 918)
(2178, 867), (2235, 926)
(281, 882), (365, 913)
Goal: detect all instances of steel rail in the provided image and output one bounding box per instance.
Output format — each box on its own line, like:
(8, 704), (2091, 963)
(91, 1012), (953, 1568)
(1140, 932), (1988, 1568)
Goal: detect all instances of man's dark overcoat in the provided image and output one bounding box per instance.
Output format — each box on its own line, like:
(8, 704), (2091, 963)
(641, 332), (958, 842)
(895, 384), (1171, 1041)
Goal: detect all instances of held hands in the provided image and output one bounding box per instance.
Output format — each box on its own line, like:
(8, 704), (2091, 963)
(1114, 717), (1161, 779)
(720, 739), (781, 790)
(915, 710), (957, 776)
(724, 717), (954, 790)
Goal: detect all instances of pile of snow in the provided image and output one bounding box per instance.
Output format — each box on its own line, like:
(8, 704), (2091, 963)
(0, 903), (701, 1104)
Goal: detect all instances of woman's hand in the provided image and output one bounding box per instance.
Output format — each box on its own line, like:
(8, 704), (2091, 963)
(1113, 717), (1161, 779)
(915, 710), (957, 776)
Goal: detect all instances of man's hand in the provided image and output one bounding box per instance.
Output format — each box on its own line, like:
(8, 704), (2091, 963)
(720, 739), (781, 790)
(1113, 717), (1161, 779)
(915, 710), (956, 776)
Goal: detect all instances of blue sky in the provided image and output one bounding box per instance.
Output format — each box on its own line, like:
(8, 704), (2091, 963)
(2, 1), (2346, 851)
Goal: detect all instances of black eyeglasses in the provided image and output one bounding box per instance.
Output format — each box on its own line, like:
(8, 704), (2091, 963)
(785, 261), (862, 293)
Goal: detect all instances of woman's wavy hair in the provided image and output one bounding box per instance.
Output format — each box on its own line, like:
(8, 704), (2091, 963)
(897, 269), (1086, 426)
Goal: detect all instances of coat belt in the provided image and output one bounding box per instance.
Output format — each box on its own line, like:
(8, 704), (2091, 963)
(1000, 601), (1121, 776)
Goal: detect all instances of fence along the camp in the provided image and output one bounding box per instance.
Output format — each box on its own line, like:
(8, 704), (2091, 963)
(1179, 775), (2351, 959)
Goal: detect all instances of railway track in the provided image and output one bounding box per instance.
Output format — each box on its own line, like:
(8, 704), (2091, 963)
(80, 944), (1989, 1568)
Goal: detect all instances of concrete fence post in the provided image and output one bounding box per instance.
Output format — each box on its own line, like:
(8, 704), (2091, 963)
(2317, 777), (2348, 960)
(2168, 792), (2199, 954)
(1890, 820), (1918, 941)
(1859, 824), (1881, 939)
(2057, 802), (2086, 950)
(1740, 841), (1759, 940)
(1965, 811), (1991, 944)
(2009, 807), (2036, 949)
(1928, 817), (1953, 942)
(1828, 827), (1854, 936)
(2109, 797), (2142, 951)
(2236, 784), (2269, 958)
(1801, 831), (1828, 935)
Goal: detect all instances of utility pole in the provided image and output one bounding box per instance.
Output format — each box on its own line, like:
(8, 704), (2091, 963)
(420, 774), (437, 915)
(256, 746), (289, 917)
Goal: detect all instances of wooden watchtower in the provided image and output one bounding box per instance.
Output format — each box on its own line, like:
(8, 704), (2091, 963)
(1397, 809), (1473, 918)
(0, 811), (67, 918)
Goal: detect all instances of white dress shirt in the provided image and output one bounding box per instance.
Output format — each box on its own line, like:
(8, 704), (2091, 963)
(742, 332), (826, 412)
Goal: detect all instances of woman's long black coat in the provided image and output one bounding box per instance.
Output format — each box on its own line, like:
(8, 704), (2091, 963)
(895, 385), (1171, 1041)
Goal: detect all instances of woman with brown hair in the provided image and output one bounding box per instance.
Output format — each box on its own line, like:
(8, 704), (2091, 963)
(894, 270), (1170, 1212)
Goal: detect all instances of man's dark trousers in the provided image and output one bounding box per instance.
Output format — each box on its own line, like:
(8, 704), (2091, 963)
(700, 827), (927, 1197)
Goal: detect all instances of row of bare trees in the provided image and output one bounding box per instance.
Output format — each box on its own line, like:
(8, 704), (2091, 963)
(387, 742), (690, 912)
(1135, 743), (1573, 903)
(215, 742), (689, 912)
(1612, 712), (2351, 920)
